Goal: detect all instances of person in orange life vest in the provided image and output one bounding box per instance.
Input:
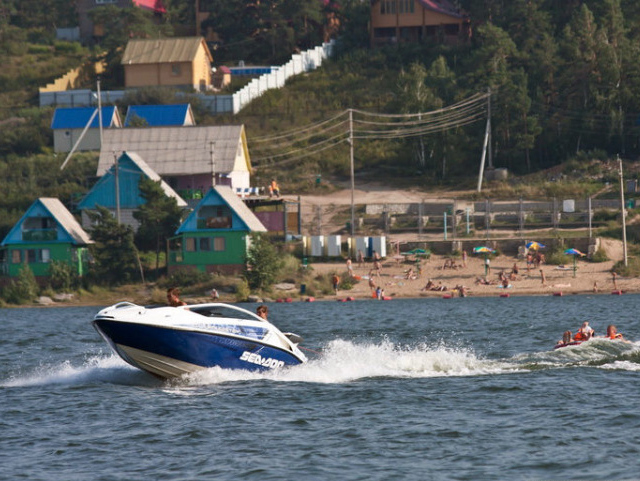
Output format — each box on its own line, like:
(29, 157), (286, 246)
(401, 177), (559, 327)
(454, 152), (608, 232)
(605, 324), (625, 340)
(331, 274), (340, 294)
(573, 321), (594, 341)
(270, 179), (280, 198)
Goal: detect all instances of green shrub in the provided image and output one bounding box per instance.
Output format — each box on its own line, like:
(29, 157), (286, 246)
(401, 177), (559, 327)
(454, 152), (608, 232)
(3, 266), (39, 304)
(589, 246), (609, 263)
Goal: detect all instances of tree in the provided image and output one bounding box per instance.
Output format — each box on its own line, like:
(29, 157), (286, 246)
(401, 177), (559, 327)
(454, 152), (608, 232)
(87, 206), (139, 285)
(133, 177), (185, 274)
(245, 233), (283, 290)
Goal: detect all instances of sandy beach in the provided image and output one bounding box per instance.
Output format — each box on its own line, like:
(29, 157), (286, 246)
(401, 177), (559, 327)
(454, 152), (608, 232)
(303, 238), (635, 300)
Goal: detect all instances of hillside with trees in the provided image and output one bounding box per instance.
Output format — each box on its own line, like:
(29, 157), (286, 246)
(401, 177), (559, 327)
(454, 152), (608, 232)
(2, 0), (640, 297)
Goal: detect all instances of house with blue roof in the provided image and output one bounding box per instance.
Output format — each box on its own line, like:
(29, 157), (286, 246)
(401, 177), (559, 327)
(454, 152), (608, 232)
(51, 106), (121, 153)
(0, 198), (93, 284)
(124, 104), (196, 127)
(167, 186), (266, 275)
(78, 151), (187, 231)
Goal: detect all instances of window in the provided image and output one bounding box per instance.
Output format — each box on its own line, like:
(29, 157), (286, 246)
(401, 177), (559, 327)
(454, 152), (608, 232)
(171, 64), (181, 76)
(11, 250), (21, 264)
(26, 249), (50, 263)
(186, 237), (197, 252)
(198, 205), (232, 229)
(213, 237), (226, 251)
(381, 0), (396, 15)
(199, 237), (211, 251)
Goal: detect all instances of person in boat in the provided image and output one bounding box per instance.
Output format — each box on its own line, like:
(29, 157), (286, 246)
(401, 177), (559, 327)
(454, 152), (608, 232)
(167, 287), (187, 307)
(256, 305), (269, 321)
(605, 324), (625, 341)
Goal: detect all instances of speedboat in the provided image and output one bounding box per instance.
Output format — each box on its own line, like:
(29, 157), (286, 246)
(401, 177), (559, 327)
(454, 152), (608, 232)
(92, 302), (307, 379)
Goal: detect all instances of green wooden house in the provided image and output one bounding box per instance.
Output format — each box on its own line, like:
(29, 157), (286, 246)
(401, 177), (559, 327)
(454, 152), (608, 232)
(0, 198), (93, 284)
(167, 186), (266, 275)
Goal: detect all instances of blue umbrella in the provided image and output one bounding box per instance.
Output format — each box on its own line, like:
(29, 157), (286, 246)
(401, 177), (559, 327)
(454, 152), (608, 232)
(526, 241), (545, 250)
(564, 248), (585, 277)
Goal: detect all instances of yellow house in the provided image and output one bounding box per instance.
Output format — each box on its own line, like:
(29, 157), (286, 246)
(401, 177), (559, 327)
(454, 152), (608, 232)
(370, 0), (470, 47)
(121, 37), (213, 91)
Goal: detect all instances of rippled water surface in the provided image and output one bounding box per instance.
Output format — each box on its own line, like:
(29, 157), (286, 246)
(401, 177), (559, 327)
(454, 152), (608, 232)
(2, 295), (639, 480)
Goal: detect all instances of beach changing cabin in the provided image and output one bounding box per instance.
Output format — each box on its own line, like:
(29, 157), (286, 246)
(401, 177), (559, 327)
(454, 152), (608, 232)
(0, 198), (93, 284)
(167, 186), (267, 275)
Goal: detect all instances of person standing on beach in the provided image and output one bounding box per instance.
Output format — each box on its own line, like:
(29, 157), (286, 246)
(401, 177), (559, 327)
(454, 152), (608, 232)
(331, 274), (340, 294)
(540, 269), (546, 285)
(346, 257), (354, 277)
(612, 271), (618, 290)
(462, 250), (468, 267)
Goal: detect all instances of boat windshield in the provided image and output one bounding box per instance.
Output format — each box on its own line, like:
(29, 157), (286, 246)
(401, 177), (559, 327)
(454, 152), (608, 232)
(188, 304), (263, 322)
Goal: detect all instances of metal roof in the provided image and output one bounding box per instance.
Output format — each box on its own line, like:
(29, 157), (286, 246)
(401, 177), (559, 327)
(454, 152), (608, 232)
(132, 0), (166, 13)
(121, 37), (212, 65)
(79, 152), (187, 210)
(176, 186), (267, 234)
(419, 0), (465, 18)
(124, 104), (194, 127)
(98, 125), (249, 177)
(51, 106), (120, 129)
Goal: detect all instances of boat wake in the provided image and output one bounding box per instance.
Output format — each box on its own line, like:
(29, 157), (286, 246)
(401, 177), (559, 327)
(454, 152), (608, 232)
(1, 354), (159, 388)
(3, 339), (638, 389)
(509, 339), (640, 371)
(180, 339), (512, 386)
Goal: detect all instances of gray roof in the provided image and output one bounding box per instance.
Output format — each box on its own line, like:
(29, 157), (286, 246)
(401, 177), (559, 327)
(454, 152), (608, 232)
(123, 152), (188, 207)
(214, 186), (267, 232)
(40, 198), (93, 245)
(122, 37), (212, 65)
(98, 125), (248, 177)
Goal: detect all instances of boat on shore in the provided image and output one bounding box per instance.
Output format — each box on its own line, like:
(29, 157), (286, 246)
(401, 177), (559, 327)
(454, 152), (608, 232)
(92, 302), (307, 379)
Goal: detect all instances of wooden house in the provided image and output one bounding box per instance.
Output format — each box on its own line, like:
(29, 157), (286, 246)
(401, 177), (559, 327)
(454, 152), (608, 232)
(77, 0), (167, 43)
(121, 37), (213, 91)
(370, 0), (470, 47)
(51, 106), (121, 153)
(0, 198), (93, 283)
(124, 104), (196, 127)
(78, 151), (187, 231)
(167, 186), (267, 275)
(97, 125), (252, 200)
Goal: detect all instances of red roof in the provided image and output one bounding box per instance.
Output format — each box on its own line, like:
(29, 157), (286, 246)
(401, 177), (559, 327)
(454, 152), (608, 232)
(132, 0), (166, 14)
(419, 0), (465, 18)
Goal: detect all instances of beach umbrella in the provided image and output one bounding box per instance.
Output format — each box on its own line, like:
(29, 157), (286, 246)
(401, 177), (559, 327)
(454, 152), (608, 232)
(473, 246), (495, 276)
(404, 248), (427, 255)
(473, 246), (495, 254)
(526, 241), (545, 250)
(564, 248), (585, 277)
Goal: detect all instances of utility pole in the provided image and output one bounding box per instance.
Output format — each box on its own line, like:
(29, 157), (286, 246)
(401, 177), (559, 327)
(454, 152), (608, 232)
(349, 108), (355, 237)
(114, 152), (120, 224)
(618, 154), (628, 266)
(209, 141), (216, 187)
(97, 76), (103, 148)
(477, 88), (491, 192)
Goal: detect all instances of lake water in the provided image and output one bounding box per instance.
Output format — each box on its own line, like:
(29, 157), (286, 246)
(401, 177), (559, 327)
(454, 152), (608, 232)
(1, 295), (639, 480)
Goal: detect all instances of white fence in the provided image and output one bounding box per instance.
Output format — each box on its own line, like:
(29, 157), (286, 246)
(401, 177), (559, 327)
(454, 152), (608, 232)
(40, 40), (336, 115)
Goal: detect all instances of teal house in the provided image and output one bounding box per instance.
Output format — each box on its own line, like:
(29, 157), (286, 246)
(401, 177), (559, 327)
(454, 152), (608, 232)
(77, 151), (187, 231)
(168, 186), (267, 275)
(0, 198), (93, 283)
